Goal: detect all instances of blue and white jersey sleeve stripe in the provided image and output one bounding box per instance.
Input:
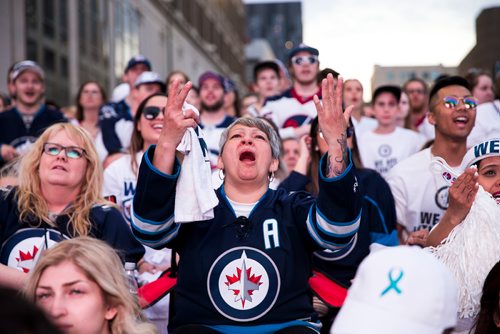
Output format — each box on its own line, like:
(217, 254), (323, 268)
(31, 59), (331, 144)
(306, 151), (362, 251)
(131, 145), (180, 249)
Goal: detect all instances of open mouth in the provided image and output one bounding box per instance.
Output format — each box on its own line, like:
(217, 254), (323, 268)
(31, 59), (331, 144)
(493, 192), (500, 204)
(453, 116), (468, 125)
(152, 124), (163, 130)
(239, 151), (256, 162)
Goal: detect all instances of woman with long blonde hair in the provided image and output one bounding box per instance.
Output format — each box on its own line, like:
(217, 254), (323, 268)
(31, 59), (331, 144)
(25, 237), (156, 334)
(0, 123), (144, 289)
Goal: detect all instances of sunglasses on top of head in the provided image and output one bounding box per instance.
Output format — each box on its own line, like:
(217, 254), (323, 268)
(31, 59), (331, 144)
(291, 55), (318, 66)
(142, 106), (165, 120)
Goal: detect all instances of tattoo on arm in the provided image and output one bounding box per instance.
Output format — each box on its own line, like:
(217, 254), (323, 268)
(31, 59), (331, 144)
(327, 133), (348, 177)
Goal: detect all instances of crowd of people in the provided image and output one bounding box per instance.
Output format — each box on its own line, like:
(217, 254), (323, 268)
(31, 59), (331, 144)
(0, 41), (499, 334)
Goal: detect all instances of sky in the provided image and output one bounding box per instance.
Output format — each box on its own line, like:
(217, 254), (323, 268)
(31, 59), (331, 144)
(244, 0), (500, 99)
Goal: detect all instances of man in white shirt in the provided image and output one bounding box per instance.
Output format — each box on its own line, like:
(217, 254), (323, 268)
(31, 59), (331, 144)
(387, 76), (477, 245)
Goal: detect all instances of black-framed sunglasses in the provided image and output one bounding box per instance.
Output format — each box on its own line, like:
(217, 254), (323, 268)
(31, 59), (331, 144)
(43, 143), (86, 159)
(143, 106), (165, 120)
(291, 55), (318, 66)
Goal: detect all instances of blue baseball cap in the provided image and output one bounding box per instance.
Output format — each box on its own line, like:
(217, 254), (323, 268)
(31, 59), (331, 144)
(125, 55), (152, 73)
(288, 43), (319, 60)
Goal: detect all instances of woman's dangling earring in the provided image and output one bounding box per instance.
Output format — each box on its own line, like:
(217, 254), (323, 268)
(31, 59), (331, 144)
(219, 169), (225, 180)
(268, 171), (275, 182)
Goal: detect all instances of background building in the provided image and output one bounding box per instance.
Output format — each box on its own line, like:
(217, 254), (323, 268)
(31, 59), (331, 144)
(371, 64), (457, 95)
(245, 1), (302, 64)
(458, 6), (500, 78)
(0, 0), (245, 106)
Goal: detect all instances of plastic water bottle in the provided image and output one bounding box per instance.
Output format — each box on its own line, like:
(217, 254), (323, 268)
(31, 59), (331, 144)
(124, 262), (138, 296)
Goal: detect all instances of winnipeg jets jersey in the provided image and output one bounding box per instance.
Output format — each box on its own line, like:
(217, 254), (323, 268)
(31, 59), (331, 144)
(260, 87), (321, 139)
(131, 146), (362, 330)
(0, 187), (144, 273)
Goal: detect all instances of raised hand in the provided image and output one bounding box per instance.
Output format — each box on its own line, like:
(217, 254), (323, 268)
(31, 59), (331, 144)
(313, 74), (354, 177)
(446, 167), (479, 224)
(426, 167), (479, 247)
(153, 80), (198, 174)
(159, 80), (198, 148)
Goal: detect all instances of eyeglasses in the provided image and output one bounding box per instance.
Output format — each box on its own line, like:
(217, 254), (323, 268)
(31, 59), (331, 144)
(291, 55), (318, 66)
(143, 106), (165, 120)
(442, 96), (478, 110)
(43, 143), (86, 159)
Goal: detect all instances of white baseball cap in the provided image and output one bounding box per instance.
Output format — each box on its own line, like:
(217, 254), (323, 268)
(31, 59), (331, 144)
(11, 60), (45, 81)
(134, 71), (165, 91)
(331, 246), (458, 334)
(461, 138), (500, 170)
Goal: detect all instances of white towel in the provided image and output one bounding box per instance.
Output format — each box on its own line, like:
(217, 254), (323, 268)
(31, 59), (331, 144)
(174, 103), (218, 223)
(427, 187), (500, 319)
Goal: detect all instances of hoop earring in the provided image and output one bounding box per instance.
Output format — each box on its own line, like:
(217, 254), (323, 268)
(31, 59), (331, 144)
(268, 171), (275, 183)
(218, 169), (225, 180)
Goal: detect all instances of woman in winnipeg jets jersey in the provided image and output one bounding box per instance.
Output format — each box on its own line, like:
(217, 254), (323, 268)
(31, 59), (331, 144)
(132, 75), (362, 333)
(0, 123), (144, 289)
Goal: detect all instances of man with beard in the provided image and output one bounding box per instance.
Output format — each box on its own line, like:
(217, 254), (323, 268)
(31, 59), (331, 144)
(403, 78), (435, 141)
(198, 71), (235, 169)
(0, 61), (66, 167)
(260, 44), (321, 140)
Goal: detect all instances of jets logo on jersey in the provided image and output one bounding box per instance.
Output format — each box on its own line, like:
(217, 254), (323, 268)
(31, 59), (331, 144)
(378, 144), (392, 157)
(283, 115), (310, 128)
(207, 247), (280, 322)
(0, 228), (69, 273)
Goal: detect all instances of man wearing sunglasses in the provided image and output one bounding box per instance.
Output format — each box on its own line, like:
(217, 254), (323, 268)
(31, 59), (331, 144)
(260, 44), (321, 140)
(387, 76), (477, 246)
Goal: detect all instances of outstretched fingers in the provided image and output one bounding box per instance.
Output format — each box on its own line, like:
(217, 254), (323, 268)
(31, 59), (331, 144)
(313, 94), (323, 115)
(176, 81), (193, 109)
(343, 105), (354, 125)
(334, 76), (344, 118)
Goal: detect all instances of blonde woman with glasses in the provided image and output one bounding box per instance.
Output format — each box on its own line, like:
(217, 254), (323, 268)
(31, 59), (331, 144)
(0, 123), (144, 289)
